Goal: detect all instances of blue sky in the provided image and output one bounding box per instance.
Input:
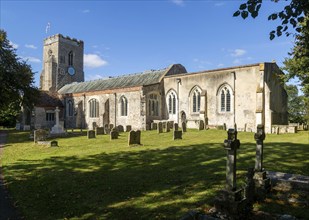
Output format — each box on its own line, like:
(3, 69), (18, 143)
(1, 0), (295, 87)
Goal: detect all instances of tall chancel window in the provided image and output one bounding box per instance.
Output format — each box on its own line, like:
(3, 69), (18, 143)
(120, 96), (128, 116)
(191, 88), (201, 113)
(68, 51), (73, 66)
(148, 93), (159, 116)
(89, 99), (99, 118)
(219, 85), (232, 112)
(167, 91), (177, 115)
(67, 100), (74, 117)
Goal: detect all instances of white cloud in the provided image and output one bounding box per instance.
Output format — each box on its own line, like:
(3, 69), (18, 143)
(25, 44), (37, 49)
(82, 9), (90, 13)
(233, 59), (241, 64)
(9, 41), (18, 49)
(84, 54), (108, 68)
(21, 56), (41, 63)
(231, 49), (246, 57)
(170, 0), (185, 6)
(217, 63), (224, 68)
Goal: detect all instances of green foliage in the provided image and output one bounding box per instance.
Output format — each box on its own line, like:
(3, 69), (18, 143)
(285, 85), (307, 123)
(234, 0), (309, 39)
(1, 129), (308, 219)
(0, 29), (39, 126)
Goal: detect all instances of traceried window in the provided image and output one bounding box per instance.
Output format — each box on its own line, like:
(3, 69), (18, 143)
(168, 91), (177, 115)
(89, 99), (99, 118)
(67, 100), (73, 117)
(68, 51), (73, 66)
(219, 86), (232, 112)
(120, 96), (128, 116)
(148, 93), (159, 116)
(192, 89), (201, 113)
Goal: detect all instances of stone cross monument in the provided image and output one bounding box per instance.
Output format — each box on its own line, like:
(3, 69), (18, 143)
(51, 107), (65, 134)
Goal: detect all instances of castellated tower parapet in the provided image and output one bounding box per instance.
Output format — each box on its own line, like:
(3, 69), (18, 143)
(40, 34), (84, 92)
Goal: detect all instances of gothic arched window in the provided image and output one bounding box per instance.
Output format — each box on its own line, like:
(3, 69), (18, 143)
(189, 86), (202, 114)
(121, 96), (128, 116)
(167, 91), (177, 115)
(148, 93), (160, 116)
(68, 51), (73, 66)
(67, 100), (73, 117)
(89, 99), (99, 118)
(218, 85), (232, 112)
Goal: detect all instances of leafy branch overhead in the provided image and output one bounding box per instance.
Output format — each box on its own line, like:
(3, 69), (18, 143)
(234, 0), (309, 40)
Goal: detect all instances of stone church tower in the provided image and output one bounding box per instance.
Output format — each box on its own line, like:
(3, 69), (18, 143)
(40, 34), (84, 92)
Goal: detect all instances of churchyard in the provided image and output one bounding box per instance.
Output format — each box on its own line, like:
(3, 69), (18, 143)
(1, 128), (308, 219)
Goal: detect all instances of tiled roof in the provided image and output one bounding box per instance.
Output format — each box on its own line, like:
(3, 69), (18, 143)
(36, 91), (63, 107)
(58, 68), (168, 94)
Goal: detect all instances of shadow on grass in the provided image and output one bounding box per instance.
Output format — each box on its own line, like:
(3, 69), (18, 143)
(3, 143), (227, 219)
(2, 131), (309, 219)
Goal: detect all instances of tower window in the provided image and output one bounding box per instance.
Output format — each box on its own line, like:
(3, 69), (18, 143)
(68, 51), (73, 66)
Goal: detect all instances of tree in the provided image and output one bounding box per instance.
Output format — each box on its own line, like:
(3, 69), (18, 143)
(285, 84), (307, 124)
(0, 29), (39, 127)
(233, 0), (309, 39)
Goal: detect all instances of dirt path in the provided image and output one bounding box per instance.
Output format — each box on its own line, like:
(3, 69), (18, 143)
(0, 130), (22, 220)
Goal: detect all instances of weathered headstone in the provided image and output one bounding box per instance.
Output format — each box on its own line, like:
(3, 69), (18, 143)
(198, 120), (204, 130)
(276, 126), (279, 135)
(126, 125), (132, 132)
(128, 130), (141, 146)
(50, 140), (58, 147)
(23, 125), (30, 131)
(16, 123), (21, 130)
(173, 130), (182, 140)
(110, 128), (118, 140)
(162, 122), (167, 130)
(151, 122), (157, 130)
(34, 129), (47, 143)
(174, 123), (179, 131)
(223, 123), (227, 131)
(95, 127), (105, 135)
(168, 121), (174, 129)
(117, 125), (124, 132)
(92, 122), (97, 129)
(109, 124), (114, 130)
(165, 123), (170, 132)
(253, 124), (271, 201)
(87, 130), (96, 139)
(181, 121), (187, 132)
(157, 122), (163, 133)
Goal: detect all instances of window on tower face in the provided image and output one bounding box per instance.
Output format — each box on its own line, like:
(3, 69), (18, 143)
(218, 85), (232, 113)
(89, 99), (99, 118)
(68, 51), (73, 66)
(120, 96), (128, 116)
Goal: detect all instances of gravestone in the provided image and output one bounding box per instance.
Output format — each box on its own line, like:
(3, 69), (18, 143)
(174, 123), (179, 131)
(15, 123), (21, 130)
(165, 123), (170, 132)
(253, 124), (271, 201)
(157, 122), (163, 133)
(126, 125), (132, 132)
(34, 129), (47, 143)
(215, 127), (247, 219)
(117, 125), (124, 132)
(109, 124), (114, 130)
(95, 127), (105, 135)
(162, 122), (167, 130)
(223, 123), (227, 131)
(182, 121), (187, 132)
(128, 130), (141, 146)
(173, 130), (182, 140)
(151, 122), (157, 130)
(276, 127), (279, 135)
(198, 120), (204, 130)
(92, 122), (97, 129)
(87, 130), (96, 139)
(168, 121), (174, 129)
(23, 125), (30, 131)
(110, 128), (118, 140)
(50, 140), (58, 147)
(146, 124), (150, 131)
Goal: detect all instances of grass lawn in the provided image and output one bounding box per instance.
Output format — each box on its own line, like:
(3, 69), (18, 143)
(1, 129), (308, 219)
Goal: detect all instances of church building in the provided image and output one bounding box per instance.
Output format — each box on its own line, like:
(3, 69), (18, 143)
(23, 34), (288, 133)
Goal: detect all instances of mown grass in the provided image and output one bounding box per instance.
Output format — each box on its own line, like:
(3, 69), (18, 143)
(1, 129), (308, 219)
